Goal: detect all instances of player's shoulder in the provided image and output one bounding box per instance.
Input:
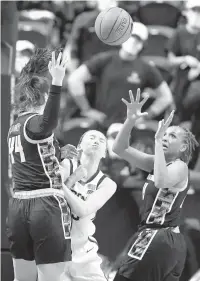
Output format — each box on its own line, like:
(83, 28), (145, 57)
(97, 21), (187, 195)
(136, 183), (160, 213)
(9, 113), (34, 135)
(170, 159), (188, 174)
(99, 172), (117, 189)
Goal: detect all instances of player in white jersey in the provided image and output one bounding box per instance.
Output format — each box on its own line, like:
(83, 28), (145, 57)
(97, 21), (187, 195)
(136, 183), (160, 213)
(60, 130), (117, 281)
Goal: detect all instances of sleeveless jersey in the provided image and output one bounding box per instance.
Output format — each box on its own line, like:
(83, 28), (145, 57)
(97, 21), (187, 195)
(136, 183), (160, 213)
(68, 159), (107, 251)
(140, 162), (189, 228)
(8, 113), (63, 192)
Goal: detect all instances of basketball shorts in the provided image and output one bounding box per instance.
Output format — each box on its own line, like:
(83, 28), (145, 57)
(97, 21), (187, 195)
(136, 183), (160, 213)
(114, 227), (187, 281)
(6, 189), (72, 265)
(62, 235), (106, 281)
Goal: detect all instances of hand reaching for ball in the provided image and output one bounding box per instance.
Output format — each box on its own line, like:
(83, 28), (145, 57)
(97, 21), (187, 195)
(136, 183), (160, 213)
(122, 89), (149, 121)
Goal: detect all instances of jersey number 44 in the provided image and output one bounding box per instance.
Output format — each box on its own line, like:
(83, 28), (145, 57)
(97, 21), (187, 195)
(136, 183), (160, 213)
(8, 135), (25, 164)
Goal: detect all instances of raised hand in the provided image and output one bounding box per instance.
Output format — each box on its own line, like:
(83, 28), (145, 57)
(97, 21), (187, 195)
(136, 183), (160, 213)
(65, 165), (87, 189)
(122, 89), (149, 120)
(48, 51), (67, 86)
(155, 110), (175, 140)
(60, 144), (79, 160)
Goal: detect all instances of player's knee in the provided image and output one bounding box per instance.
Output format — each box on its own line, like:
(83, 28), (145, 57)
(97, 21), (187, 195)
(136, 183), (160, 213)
(13, 259), (37, 281)
(37, 262), (66, 281)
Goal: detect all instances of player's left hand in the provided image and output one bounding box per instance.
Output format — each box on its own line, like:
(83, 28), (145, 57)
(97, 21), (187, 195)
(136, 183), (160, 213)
(61, 144), (78, 159)
(155, 110), (175, 141)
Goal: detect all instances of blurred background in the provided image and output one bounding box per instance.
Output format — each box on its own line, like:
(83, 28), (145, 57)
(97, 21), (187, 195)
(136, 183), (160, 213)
(1, 1), (200, 281)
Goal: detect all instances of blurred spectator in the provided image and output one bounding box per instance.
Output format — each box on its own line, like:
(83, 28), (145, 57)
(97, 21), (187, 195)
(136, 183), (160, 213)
(140, 1), (184, 9)
(15, 40), (34, 76)
(166, 0), (200, 169)
(63, 0), (119, 73)
(189, 146), (200, 190)
(167, 0), (200, 121)
(136, 1), (182, 28)
(118, 1), (140, 19)
(68, 22), (173, 132)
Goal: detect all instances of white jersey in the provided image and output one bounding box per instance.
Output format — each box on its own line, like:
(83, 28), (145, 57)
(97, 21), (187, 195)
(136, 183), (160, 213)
(62, 159), (107, 281)
(69, 159), (106, 254)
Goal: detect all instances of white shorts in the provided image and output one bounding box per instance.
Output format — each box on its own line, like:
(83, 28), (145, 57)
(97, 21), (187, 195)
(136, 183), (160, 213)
(62, 235), (106, 281)
(61, 216), (107, 281)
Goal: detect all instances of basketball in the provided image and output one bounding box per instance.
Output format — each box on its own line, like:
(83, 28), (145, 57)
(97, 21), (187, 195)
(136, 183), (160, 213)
(95, 7), (133, 46)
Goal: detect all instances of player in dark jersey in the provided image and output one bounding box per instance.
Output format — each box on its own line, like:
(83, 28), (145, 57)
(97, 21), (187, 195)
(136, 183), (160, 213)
(59, 130), (117, 281)
(6, 50), (72, 281)
(110, 89), (199, 281)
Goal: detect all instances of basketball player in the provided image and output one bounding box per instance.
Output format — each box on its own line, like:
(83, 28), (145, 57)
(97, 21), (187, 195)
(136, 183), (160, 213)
(6, 51), (72, 281)
(60, 130), (117, 281)
(111, 89), (199, 281)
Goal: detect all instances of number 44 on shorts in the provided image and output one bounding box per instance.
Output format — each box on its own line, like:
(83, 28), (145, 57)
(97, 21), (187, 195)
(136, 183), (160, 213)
(8, 135), (26, 164)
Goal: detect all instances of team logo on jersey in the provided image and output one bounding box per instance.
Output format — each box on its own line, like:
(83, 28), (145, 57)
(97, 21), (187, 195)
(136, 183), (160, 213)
(87, 183), (97, 195)
(127, 72), (141, 84)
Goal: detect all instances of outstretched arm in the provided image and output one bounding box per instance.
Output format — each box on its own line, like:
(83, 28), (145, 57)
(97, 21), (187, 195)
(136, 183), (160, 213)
(113, 89), (154, 173)
(26, 52), (67, 139)
(63, 176), (117, 218)
(154, 111), (188, 190)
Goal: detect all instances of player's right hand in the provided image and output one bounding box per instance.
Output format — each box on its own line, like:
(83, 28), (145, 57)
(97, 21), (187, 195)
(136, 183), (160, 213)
(122, 89), (149, 121)
(65, 165), (87, 189)
(81, 108), (106, 124)
(71, 165), (87, 183)
(61, 144), (78, 159)
(48, 51), (68, 86)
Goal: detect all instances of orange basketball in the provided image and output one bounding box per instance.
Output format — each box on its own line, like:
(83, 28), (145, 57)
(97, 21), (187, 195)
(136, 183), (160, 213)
(95, 7), (133, 46)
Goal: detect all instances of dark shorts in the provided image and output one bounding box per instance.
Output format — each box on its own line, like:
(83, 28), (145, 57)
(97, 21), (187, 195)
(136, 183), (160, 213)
(114, 228), (187, 281)
(6, 193), (72, 265)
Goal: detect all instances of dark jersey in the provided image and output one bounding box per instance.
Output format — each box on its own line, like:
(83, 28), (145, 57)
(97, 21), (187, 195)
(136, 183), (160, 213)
(140, 166), (189, 228)
(8, 85), (62, 192)
(85, 51), (163, 126)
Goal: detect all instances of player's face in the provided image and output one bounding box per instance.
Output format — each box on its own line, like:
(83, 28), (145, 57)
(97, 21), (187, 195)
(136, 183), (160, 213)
(121, 36), (143, 57)
(80, 131), (107, 158)
(162, 126), (187, 160)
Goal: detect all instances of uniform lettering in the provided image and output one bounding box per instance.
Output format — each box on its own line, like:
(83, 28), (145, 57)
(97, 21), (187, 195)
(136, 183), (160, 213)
(9, 135), (26, 164)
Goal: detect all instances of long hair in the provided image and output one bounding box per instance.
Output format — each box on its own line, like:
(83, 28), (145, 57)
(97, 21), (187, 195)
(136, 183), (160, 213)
(20, 47), (62, 78)
(14, 47), (62, 114)
(179, 127), (199, 164)
(14, 76), (49, 114)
